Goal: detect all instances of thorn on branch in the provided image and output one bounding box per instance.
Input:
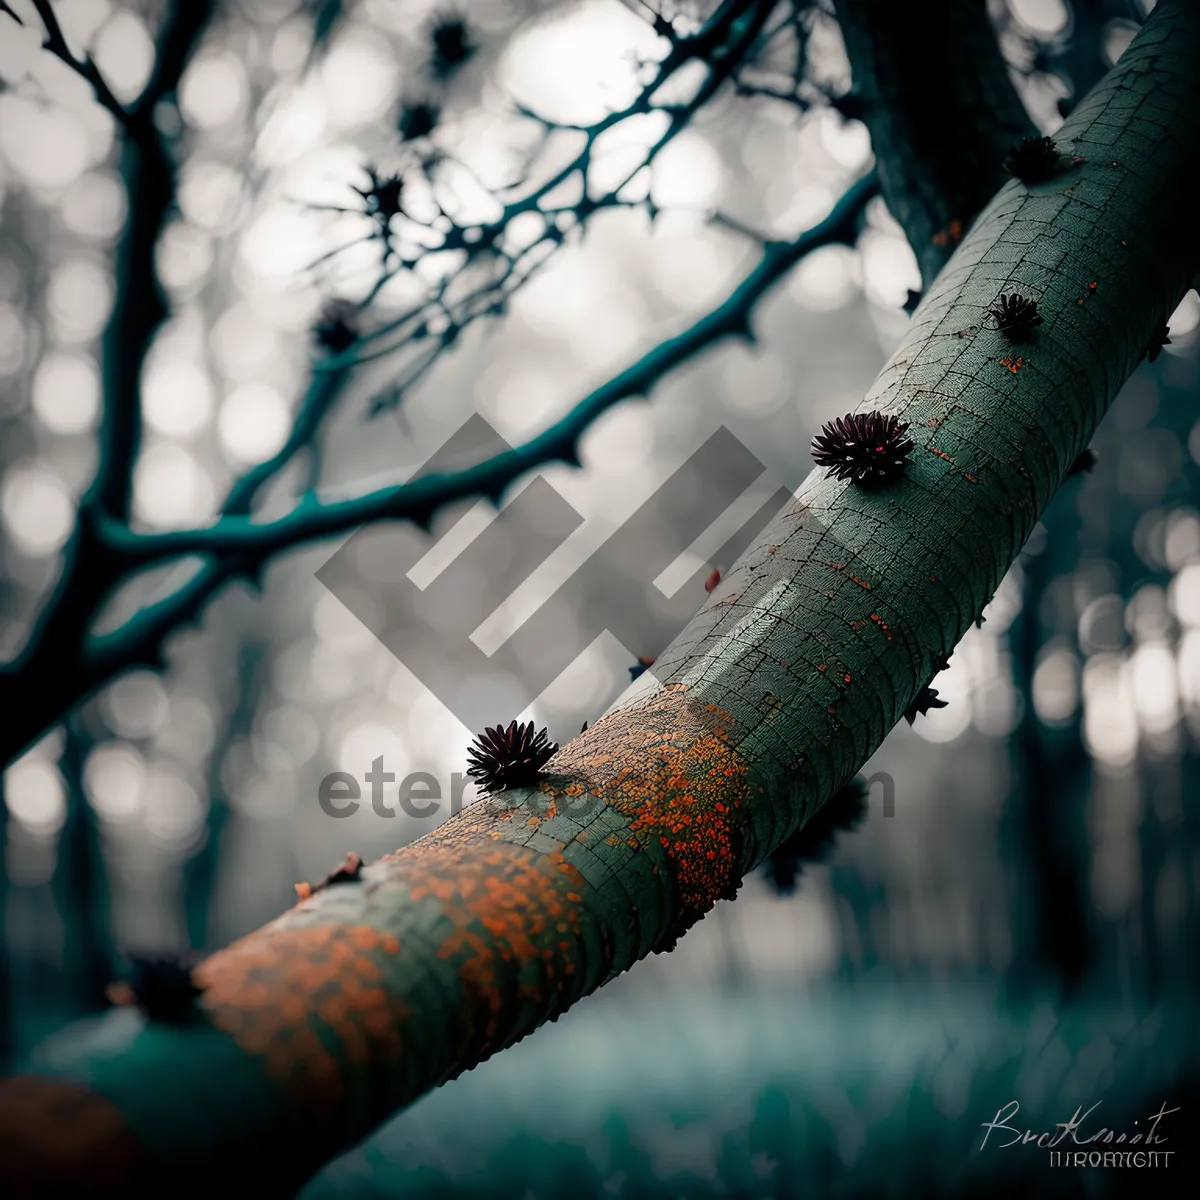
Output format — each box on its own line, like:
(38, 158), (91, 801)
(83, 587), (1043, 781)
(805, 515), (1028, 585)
(987, 293), (1041, 341)
(812, 412), (913, 486)
(1145, 323), (1171, 363)
(903, 289), (922, 315)
(466, 720), (558, 796)
(904, 686), (947, 725)
(106, 955), (205, 1023)
(295, 851), (364, 901)
(1004, 135), (1064, 184)
(762, 777), (869, 896)
(629, 655), (656, 681)
(1069, 448), (1098, 476)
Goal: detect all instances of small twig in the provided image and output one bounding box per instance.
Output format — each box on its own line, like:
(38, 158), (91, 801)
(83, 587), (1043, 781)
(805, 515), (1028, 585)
(31, 0), (130, 126)
(99, 171), (878, 569)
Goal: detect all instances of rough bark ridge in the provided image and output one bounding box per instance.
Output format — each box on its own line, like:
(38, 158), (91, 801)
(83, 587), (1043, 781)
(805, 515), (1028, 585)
(2, 3), (1199, 1195)
(833, 0), (1036, 286)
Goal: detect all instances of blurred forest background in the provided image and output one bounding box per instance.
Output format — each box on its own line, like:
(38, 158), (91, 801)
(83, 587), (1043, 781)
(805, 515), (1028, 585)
(1, 0), (1198, 1194)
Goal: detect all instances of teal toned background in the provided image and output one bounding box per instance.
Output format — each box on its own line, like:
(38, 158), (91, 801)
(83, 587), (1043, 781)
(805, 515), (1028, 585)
(0, 0), (1195, 1193)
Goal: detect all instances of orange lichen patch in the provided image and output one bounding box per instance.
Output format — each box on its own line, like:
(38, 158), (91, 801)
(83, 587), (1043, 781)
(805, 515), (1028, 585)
(964, 473), (978, 483)
(869, 613), (893, 642)
(193, 923), (408, 1115)
(849, 619), (867, 632)
(824, 562), (845, 571)
(1088, 281), (1098, 290)
(999, 356), (1024, 373)
(931, 219), (963, 246)
(0, 1074), (143, 1193)
(379, 829), (592, 1050)
(927, 447), (955, 463)
(849, 575), (871, 590)
(547, 691), (750, 920)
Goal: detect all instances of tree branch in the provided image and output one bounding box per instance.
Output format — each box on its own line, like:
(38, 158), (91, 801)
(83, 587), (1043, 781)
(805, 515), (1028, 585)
(0, 175), (874, 771)
(3, 3), (1196, 1190)
(0, 2), (218, 751)
(30, 0), (129, 128)
(102, 174), (879, 568)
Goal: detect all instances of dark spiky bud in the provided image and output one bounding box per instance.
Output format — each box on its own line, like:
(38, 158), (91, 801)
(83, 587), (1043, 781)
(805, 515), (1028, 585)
(398, 99), (439, 141)
(905, 686), (948, 726)
(313, 299), (359, 352)
(988, 293), (1041, 340)
(763, 778), (869, 896)
(1069, 448), (1098, 476)
(930, 650), (953, 673)
(903, 289), (922, 316)
(357, 167), (404, 223)
(1145, 323), (1171, 363)
(430, 13), (474, 78)
(1004, 135), (1062, 184)
(812, 411), (913, 486)
(107, 956), (204, 1023)
(467, 720), (558, 795)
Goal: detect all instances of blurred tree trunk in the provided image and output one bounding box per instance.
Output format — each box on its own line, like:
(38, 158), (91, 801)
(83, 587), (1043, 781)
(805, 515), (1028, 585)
(1, 3), (1199, 1194)
(54, 722), (114, 1018)
(833, 0), (1034, 288)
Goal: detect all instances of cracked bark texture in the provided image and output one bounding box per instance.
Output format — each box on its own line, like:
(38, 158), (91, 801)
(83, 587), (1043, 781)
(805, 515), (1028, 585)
(2, 3), (1199, 1195)
(833, 0), (1036, 286)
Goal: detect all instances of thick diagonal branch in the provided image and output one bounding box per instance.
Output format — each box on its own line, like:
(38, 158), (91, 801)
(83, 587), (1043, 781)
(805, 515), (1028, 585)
(1, 4), (1196, 1193)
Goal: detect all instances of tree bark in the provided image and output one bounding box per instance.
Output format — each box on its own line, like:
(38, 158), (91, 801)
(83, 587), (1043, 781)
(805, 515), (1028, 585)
(2, 2), (1199, 1194)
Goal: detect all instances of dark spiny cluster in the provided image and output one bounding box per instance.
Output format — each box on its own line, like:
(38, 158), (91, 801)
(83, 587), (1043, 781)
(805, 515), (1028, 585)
(1069, 448), (1098, 476)
(356, 166), (404, 224)
(988, 293), (1040, 340)
(398, 99), (439, 141)
(763, 778), (869, 896)
(313, 299), (359, 352)
(430, 13), (474, 78)
(812, 411), (913, 486)
(1146, 323), (1171, 363)
(1004, 135), (1062, 184)
(108, 956), (205, 1023)
(905, 686), (948, 726)
(467, 720), (559, 795)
